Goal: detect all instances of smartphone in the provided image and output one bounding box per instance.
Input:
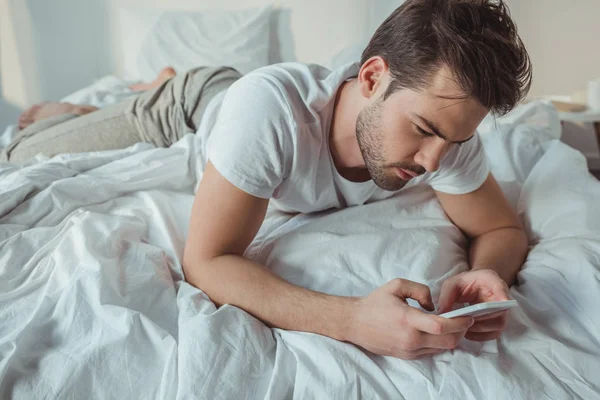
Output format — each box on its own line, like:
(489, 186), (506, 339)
(439, 300), (518, 319)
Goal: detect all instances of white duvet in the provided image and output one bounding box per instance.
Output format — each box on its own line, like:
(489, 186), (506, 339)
(1, 101), (599, 399)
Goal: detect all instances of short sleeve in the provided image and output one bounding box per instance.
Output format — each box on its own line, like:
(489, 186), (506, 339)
(428, 133), (490, 194)
(206, 75), (293, 199)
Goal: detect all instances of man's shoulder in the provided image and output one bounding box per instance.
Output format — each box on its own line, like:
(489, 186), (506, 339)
(232, 62), (331, 96)
(227, 62), (334, 124)
(247, 62), (332, 80)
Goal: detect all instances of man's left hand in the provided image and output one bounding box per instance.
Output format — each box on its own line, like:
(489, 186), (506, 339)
(437, 269), (512, 342)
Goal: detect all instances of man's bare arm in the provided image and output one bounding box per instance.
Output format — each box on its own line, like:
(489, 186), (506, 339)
(182, 162), (355, 339)
(436, 173), (529, 286)
(182, 161), (474, 359)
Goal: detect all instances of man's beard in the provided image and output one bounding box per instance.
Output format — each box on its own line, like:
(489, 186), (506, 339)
(356, 98), (424, 191)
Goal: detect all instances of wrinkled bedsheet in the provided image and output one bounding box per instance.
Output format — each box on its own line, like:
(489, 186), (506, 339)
(1, 101), (599, 399)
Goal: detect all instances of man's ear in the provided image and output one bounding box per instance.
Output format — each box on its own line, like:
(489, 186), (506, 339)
(357, 56), (389, 99)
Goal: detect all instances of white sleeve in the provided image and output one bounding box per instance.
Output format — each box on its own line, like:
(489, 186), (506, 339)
(206, 75), (293, 199)
(428, 133), (490, 194)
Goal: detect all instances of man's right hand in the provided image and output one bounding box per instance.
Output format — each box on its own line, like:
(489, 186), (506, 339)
(347, 279), (474, 359)
(184, 162), (472, 361)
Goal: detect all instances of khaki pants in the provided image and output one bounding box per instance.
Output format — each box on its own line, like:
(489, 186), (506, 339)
(2, 66), (241, 164)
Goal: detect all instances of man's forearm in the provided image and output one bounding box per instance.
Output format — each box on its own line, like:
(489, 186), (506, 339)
(468, 227), (529, 286)
(183, 255), (357, 341)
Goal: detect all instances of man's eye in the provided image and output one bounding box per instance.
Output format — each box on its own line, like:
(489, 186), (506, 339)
(416, 126), (434, 137)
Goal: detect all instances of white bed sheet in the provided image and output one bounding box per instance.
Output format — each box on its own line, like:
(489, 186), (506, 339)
(1, 102), (599, 399)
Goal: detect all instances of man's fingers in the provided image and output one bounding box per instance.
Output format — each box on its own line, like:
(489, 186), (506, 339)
(387, 279), (434, 311)
(486, 290), (511, 303)
(491, 278), (511, 297)
(465, 330), (502, 342)
(468, 315), (507, 333)
(408, 308), (474, 335)
(437, 270), (513, 314)
(421, 330), (467, 350)
(437, 276), (463, 314)
(473, 310), (508, 322)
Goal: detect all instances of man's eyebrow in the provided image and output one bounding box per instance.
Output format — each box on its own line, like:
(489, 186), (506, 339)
(412, 113), (474, 145)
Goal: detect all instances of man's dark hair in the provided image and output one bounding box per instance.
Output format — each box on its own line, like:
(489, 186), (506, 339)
(361, 0), (532, 115)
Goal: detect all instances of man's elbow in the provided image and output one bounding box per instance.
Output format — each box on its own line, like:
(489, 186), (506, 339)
(500, 225), (528, 249)
(501, 225), (529, 264)
(515, 226), (529, 255)
(508, 224), (528, 245)
(473, 225), (529, 259)
(181, 249), (210, 286)
(181, 254), (226, 308)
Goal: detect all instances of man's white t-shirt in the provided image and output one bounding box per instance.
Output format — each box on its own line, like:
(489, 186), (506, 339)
(199, 62), (489, 214)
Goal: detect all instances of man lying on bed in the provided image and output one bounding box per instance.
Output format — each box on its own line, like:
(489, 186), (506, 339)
(4, 0), (532, 360)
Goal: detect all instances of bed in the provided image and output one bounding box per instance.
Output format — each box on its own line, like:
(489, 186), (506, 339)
(1, 1), (600, 399)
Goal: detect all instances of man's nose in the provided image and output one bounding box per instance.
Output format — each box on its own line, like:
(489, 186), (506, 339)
(414, 140), (447, 173)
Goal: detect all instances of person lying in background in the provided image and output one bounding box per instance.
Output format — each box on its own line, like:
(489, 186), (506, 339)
(15, 67), (177, 130)
(3, 0), (532, 361)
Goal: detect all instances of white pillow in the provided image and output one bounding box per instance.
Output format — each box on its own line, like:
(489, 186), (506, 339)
(116, 6), (273, 82)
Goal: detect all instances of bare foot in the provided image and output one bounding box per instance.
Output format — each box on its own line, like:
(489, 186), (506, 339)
(17, 102), (98, 129)
(18, 102), (47, 129)
(128, 67), (177, 92)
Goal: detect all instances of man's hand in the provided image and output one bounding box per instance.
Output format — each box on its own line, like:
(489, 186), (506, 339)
(185, 163), (473, 361)
(437, 269), (511, 342)
(347, 279), (474, 360)
(436, 174), (529, 287)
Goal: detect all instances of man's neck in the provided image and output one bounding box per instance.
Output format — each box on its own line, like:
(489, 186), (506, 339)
(329, 79), (371, 182)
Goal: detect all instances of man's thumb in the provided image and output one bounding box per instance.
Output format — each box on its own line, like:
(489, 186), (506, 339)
(386, 278), (434, 311)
